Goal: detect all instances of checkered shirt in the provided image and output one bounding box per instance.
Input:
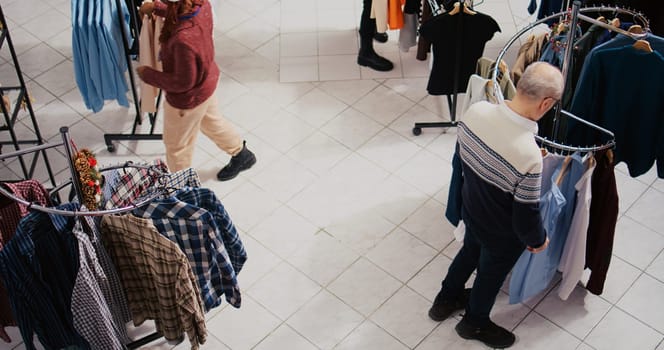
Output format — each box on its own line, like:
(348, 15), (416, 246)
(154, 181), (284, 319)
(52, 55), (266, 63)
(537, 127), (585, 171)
(0, 180), (50, 248)
(133, 196), (241, 310)
(80, 213), (132, 343)
(103, 162), (200, 210)
(175, 188), (246, 273)
(167, 168), (202, 189)
(100, 215), (207, 349)
(103, 160), (168, 210)
(0, 205), (90, 349)
(0, 180), (50, 336)
(70, 221), (128, 349)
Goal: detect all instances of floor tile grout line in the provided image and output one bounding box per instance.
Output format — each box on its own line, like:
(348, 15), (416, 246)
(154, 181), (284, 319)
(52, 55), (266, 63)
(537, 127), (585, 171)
(607, 269), (664, 338)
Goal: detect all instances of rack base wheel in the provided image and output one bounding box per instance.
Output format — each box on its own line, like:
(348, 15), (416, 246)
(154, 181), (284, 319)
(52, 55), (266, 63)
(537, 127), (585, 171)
(412, 127), (422, 136)
(106, 144), (116, 152)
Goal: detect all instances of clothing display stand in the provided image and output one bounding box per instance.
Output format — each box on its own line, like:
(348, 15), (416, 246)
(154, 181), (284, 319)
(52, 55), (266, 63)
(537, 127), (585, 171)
(412, 0), (474, 136)
(0, 126), (169, 348)
(0, 4), (57, 187)
(490, 0), (648, 147)
(103, 0), (163, 153)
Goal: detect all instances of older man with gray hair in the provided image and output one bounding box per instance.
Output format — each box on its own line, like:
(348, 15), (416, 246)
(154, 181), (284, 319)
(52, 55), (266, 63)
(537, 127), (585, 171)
(428, 62), (563, 348)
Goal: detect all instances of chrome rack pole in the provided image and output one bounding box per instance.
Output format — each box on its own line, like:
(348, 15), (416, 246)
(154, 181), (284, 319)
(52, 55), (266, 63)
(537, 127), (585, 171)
(59, 127), (85, 203)
(551, 0), (581, 142)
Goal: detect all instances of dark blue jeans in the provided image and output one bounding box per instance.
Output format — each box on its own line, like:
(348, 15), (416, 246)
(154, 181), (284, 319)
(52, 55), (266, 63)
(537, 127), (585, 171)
(440, 223), (525, 327)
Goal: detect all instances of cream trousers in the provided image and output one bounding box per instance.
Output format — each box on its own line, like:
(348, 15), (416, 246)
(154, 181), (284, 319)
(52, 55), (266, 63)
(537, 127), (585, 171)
(163, 94), (242, 172)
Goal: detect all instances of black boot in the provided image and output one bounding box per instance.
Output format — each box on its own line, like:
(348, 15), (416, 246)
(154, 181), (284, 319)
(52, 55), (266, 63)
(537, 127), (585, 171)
(217, 141), (256, 181)
(373, 32), (388, 43)
(358, 36), (394, 71)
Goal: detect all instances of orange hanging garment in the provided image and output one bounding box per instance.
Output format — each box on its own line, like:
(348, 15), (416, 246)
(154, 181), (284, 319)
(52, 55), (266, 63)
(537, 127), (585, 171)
(388, 0), (405, 30)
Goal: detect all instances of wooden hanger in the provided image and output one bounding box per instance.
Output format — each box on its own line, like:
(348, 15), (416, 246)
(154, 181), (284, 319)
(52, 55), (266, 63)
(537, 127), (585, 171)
(498, 60), (508, 74)
(448, 2), (476, 15)
(448, 2), (461, 15)
(462, 2), (477, 15)
(555, 156), (572, 186)
(633, 39), (653, 53)
(628, 25), (645, 34)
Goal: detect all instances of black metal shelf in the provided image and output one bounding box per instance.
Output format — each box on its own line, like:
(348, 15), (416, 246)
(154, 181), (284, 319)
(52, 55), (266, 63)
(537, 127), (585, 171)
(0, 4), (56, 186)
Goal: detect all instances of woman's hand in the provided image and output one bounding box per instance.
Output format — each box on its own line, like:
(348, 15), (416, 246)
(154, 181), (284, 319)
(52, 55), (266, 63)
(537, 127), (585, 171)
(136, 66), (148, 81)
(139, 2), (155, 17)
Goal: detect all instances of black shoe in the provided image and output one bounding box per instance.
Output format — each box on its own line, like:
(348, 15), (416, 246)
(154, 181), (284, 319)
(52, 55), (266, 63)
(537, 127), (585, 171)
(455, 318), (516, 349)
(357, 50), (394, 72)
(217, 141), (256, 181)
(428, 288), (471, 322)
(373, 32), (388, 43)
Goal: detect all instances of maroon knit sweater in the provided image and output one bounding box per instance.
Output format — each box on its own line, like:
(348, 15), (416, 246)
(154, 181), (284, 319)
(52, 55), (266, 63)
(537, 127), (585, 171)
(141, 0), (219, 109)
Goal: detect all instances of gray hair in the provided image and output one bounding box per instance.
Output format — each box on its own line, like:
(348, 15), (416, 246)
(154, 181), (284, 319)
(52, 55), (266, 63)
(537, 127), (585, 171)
(516, 62), (564, 101)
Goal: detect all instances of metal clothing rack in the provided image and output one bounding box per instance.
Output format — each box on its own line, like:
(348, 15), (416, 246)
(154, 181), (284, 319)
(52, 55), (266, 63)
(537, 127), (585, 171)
(0, 126), (168, 348)
(103, 0), (163, 153)
(490, 1), (648, 152)
(412, 0), (476, 136)
(0, 4), (57, 187)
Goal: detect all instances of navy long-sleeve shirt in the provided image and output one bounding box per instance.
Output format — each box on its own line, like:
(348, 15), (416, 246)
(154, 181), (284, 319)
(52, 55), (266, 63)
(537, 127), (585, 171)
(568, 45), (664, 178)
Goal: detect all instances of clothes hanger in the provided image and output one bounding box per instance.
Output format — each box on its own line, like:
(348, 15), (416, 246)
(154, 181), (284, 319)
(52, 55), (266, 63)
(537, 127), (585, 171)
(633, 39), (653, 53)
(555, 156), (573, 186)
(448, 2), (476, 15)
(462, 1), (477, 15)
(498, 60), (508, 75)
(610, 17), (621, 28)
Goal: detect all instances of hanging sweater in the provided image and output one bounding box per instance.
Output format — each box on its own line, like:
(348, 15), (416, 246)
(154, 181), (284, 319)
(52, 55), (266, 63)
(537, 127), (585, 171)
(140, 0), (219, 109)
(568, 45), (664, 177)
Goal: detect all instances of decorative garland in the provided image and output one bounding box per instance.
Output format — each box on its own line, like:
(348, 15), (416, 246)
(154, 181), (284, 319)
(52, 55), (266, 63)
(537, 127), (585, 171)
(73, 148), (103, 210)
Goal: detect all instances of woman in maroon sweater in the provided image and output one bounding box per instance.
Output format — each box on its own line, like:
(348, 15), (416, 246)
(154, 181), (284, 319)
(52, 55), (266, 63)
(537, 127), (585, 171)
(138, 0), (255, 181)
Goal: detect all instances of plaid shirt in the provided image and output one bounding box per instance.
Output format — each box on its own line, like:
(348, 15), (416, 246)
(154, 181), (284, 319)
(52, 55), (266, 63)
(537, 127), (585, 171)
(175, 188), (247, 273)
(0, 180), (50, 248)
(0, 180), (50, 338)
(100, 215), (207, 349)
(70, 220), (128, 350)
(103, 160), (169, 210)
(0, 206), (90, 350)
(103, 162), (200, 210)
(167, 168), (202, 189)
(133, 196), (241, 310)
(81, 214), (132, 340)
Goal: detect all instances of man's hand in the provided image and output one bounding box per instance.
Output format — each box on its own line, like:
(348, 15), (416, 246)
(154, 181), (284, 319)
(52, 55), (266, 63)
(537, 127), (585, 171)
(139, 2), (155, 17)
(527, 237), (549, 254)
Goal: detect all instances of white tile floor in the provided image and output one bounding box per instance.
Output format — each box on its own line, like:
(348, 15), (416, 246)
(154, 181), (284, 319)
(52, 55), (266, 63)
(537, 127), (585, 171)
(1, 0), (664, 349)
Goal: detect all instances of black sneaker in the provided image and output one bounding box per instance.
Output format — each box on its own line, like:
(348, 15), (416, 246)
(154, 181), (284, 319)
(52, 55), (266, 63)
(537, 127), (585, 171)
(373, 32), (388, 43)
(217, 141), (256, 181)
(428, 288), (472, 322)
(455, 318), (516, 349)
